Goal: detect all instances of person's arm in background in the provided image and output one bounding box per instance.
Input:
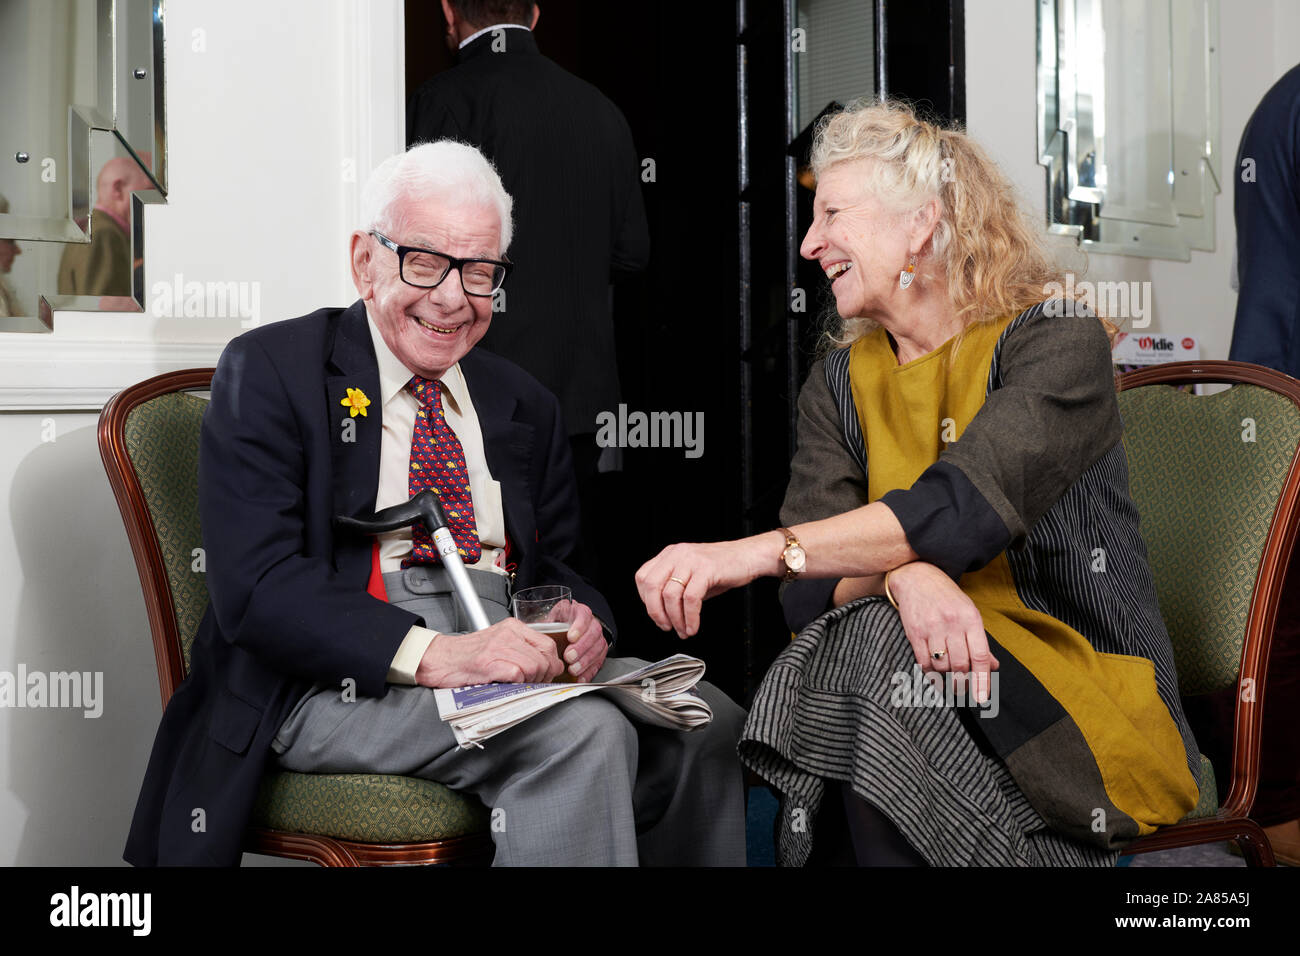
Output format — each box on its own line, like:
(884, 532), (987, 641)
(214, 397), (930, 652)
(1228, 68), (1300, 377)
(609, 110), (650, 280)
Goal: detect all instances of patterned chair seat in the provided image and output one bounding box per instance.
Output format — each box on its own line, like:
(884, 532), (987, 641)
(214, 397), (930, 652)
(252, 771), (490, 843)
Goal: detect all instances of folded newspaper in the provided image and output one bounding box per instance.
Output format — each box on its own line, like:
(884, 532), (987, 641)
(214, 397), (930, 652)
(433, 654), (713, 748)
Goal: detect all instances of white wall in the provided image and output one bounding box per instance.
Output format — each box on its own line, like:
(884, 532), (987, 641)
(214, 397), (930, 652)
(965, 0), (1300, 362)
(0, 0), (402, 865)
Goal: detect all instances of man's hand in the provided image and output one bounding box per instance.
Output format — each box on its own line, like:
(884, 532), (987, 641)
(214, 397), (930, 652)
(559, 601), (609, 683)
(415, 618), (565, 688)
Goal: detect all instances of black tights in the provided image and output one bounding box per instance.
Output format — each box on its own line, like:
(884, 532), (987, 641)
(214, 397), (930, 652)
(837, 783), (928, 866)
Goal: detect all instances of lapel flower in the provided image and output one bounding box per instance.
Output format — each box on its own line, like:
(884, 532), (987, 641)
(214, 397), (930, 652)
(341, 386), (371, 417)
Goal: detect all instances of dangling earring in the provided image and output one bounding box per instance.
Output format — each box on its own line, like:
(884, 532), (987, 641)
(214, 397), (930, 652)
(899, 255), (917, 290)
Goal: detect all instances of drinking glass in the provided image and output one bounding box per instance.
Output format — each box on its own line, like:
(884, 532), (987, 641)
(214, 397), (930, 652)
(511, 585), (575, 683)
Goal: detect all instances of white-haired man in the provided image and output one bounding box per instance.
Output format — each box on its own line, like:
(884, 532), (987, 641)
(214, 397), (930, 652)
(124, 141), (747, 866)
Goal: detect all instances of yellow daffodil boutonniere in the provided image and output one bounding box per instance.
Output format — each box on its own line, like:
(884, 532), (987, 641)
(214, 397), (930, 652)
(341, 387), (371, 418)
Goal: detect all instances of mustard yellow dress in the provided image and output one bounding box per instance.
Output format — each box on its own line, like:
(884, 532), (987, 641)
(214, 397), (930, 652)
(739, 301), (1202, 866)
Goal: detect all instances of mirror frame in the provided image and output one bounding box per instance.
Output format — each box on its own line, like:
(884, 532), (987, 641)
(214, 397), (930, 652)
(0, 0), (167, 331)
(1037, 0), (1221, 261)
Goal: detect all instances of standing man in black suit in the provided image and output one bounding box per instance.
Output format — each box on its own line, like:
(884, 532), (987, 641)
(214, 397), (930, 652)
(123, 140), (746, 867)
(407, 0), (650, 593)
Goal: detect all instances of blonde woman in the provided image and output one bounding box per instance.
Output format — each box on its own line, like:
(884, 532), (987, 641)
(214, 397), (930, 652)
(635, 100), (1201, 865)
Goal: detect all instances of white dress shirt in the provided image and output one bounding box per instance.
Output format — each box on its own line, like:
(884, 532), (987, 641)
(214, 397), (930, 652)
(366, 310), (511, 682)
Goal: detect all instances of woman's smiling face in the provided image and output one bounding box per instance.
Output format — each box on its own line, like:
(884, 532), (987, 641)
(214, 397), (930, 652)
(800, 160), (914, 320)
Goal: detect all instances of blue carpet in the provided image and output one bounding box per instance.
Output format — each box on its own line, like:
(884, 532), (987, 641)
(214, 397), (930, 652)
(746, 785), (779, 867)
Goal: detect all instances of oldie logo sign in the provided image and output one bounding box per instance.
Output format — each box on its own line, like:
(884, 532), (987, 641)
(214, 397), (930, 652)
(1111, 332), (1199, 369)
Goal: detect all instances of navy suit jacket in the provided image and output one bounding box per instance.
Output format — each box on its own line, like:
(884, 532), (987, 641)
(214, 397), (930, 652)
(124, 301), (612, 866)
(1229, 63), (1300, 376)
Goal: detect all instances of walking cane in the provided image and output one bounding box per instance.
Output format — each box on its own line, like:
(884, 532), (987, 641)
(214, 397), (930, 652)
(335, 489), (493, 631)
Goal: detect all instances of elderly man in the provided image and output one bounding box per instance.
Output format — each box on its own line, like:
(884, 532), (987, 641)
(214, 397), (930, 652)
(123, 141), (747, 867)
(58, 156), (153, 296)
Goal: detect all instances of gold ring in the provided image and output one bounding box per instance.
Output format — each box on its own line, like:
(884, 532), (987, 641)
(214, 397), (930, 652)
(668, 576), (688, 587)
(932, 650), (947, 661)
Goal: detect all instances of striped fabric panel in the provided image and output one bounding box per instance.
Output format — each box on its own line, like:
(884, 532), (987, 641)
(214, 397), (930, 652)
(824, 346), (867, 476)
(739, 598), (1118, 866)
(987, 314), (1202, 785)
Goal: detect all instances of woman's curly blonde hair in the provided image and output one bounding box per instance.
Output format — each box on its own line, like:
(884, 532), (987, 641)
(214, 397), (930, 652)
(810, 98), (1105, 349)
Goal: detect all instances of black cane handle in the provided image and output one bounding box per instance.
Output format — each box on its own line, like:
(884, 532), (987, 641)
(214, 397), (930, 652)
(334, 489), (450, 536)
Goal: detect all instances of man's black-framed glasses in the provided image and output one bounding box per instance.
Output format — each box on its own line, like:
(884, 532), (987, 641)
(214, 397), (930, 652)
(369, 230), (511, 297)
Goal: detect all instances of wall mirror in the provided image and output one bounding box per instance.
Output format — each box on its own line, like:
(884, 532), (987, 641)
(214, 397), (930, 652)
(1037, 0), (1219, 260)
(0, 0), (166, 331)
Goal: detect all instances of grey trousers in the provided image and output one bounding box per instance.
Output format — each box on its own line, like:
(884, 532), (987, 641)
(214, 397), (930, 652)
(270, 568), (749, 866)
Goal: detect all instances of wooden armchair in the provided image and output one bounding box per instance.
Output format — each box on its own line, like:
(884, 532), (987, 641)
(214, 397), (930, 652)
(99, 368), (492, 865)
(1116, 360), (1300, 866)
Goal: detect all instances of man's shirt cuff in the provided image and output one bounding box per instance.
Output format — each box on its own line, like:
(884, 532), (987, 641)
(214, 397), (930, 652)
(387, 625), (439, 685)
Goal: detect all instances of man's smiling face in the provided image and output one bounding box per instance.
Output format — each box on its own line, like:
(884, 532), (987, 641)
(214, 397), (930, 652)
(351, 194), (501, 380)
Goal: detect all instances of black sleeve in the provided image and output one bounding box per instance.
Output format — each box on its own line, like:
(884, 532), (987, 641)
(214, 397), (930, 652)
(609, 112), (650, 280)
(1227, 69), (1300, 375)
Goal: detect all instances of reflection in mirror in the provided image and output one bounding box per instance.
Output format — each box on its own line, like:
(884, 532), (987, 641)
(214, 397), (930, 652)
(58, 137), (153, 298)
(1038, 0), (1219, 260)
(0, 0), (104, 243)
(0, 0), (166, 330)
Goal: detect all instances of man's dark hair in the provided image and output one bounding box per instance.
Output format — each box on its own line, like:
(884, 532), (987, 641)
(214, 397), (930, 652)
(448, 0), (534, 28)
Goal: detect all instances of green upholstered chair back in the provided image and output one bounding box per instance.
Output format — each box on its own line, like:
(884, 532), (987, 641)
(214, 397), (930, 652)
(122, 391), (210, 676)
(1118, 381), (1300, 696)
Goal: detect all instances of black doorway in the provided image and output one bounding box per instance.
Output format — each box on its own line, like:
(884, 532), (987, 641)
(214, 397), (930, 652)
(403, 0), (965, 702)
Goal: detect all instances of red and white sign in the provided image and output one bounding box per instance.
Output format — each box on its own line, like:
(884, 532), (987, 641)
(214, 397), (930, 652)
(1111, 332), (1200, 368)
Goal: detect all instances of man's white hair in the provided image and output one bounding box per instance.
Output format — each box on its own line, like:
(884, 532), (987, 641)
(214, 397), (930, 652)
(360, 140), (513, 253)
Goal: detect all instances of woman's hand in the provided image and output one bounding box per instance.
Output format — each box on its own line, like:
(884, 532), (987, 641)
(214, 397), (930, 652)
(635, 534), (780, 638)
(887, 561), (999, 702)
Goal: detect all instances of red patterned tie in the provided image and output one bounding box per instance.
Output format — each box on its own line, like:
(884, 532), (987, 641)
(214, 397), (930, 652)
(403, 376), (482, 566)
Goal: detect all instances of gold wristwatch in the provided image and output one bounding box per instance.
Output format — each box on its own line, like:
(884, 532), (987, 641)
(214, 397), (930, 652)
(778, 527), (806, 581)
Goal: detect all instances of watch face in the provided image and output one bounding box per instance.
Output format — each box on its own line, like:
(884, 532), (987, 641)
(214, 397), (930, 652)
(785, 545), (806, 573)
